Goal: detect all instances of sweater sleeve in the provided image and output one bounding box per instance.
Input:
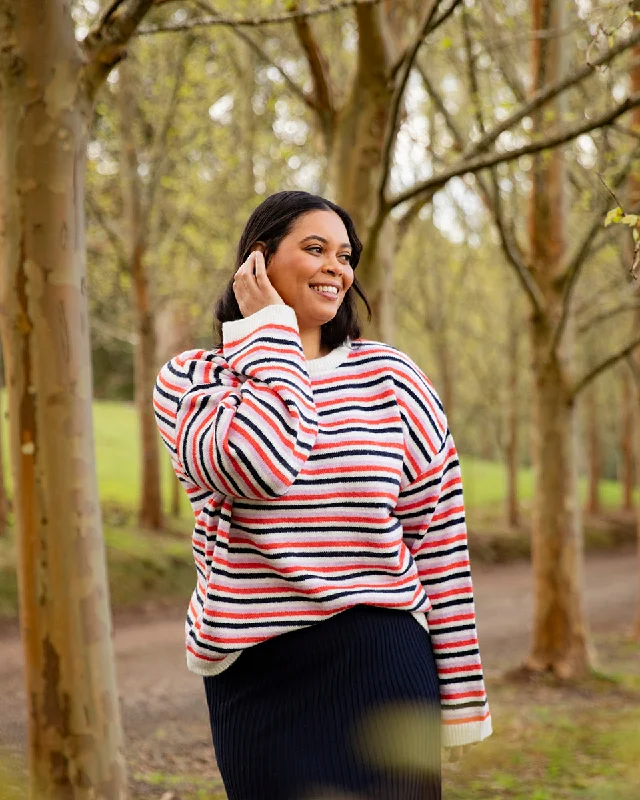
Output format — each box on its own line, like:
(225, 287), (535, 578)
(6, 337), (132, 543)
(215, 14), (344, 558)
(395, 430), (492, 747)
(153, 304), (319, 500)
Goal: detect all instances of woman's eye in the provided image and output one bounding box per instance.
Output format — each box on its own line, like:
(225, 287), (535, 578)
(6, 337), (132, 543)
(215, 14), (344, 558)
(307, 246), (323, 254)
(339, 254), (352, 263)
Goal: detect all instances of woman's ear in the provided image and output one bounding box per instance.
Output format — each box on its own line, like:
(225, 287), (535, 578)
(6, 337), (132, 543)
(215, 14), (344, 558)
(251, 242), (266, 255)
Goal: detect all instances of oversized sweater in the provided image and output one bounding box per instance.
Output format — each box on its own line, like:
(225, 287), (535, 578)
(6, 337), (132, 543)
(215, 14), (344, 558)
(153, 303), (492, 747)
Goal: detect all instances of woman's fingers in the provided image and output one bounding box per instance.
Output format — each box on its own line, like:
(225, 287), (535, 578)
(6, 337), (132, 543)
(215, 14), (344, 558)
(233, 250), (283, 317)
(254, 250), (266, 282)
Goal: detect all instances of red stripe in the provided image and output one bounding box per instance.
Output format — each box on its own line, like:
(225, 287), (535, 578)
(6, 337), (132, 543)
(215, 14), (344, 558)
(229, 535), (402, 551)
(224, 322), (299, 349)
(442, 710), (491, 725)
(433, 638), (478, 650)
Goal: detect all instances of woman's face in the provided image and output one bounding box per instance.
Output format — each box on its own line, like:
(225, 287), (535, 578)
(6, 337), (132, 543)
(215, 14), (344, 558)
(256, 209), (355, 332)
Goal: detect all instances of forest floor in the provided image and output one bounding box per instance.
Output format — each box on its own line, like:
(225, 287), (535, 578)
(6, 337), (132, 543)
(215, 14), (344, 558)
(1, 548), (639, 799)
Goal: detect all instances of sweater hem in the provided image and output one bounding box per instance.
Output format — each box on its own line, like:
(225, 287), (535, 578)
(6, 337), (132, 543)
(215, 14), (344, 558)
(441, 715), (492, 747)
(186, 649), (242, 676)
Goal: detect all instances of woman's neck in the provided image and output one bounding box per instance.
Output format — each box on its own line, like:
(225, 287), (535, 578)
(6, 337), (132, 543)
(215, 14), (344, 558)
(300, 328), (326, 361)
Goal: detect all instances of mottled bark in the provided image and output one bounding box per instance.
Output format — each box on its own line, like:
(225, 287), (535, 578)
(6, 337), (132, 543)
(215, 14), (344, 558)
(526, 0), (591, 677)
(119, 61), (163, 531)
(0, 2), (127, 796)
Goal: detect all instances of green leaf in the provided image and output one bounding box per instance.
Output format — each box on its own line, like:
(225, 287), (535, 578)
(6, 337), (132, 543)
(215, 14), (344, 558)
(439, 36), (453, 51)
(604, 206), (623, 227)
(621, 214), (639, 226)
(633, 228), (639, 242)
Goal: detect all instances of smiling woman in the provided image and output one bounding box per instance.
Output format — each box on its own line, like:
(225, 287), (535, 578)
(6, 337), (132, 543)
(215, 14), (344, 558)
(154, 190), (492, 800)
(213, 190), (371, 359)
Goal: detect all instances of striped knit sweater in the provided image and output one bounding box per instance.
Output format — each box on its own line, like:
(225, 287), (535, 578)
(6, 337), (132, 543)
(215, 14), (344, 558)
(153, 304), (492, 747)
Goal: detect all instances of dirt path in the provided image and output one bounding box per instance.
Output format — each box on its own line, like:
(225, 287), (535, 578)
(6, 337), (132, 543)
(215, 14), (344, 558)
(1, 548), (637, 753)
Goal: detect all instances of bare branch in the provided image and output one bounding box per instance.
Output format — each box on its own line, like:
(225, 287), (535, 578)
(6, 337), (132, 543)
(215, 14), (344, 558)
(389, 93), (640, 209)
(389, 0), (462, 77)
(136, 0), (382, 36)
(489, 175), (545, 313)
(577, 301), (640, 334)
(145, 34), (195, 217)
(396, 192), (435, 244)
(238, 29), (311, 108)
(549, 146), (640, 354)
(625, 352), (640, 388)
(83, 0), (155, 93)
(417, 61), (464, 147)
(418, 57), (544, 313)
(612, 122), (640, 142)
(461, 4), (484, 136)
(375, 0), (458, 213)
(91, 316), (138, 346)
(192, 0), (313, 109)
(292, 4), (335, 116)
(572, 334), (640, 399)
(87, 195), (128, 267)
(473, 17), (585, 53)
(464, 25), (640, 161)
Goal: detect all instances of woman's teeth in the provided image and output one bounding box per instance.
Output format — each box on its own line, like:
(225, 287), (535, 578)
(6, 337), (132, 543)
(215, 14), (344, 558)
(311, 285), (338, 295)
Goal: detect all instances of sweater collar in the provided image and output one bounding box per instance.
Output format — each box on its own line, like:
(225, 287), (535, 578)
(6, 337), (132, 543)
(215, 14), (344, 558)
(307, 337), (352, 376)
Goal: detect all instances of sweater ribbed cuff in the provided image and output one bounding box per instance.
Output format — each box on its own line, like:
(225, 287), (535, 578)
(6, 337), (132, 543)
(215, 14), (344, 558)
(222, 304), (298, 346)
(442, 715), (493, 747)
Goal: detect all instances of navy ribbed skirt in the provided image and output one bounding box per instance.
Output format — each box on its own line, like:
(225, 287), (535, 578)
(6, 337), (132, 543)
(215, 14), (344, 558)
(203, 605), (441, 800)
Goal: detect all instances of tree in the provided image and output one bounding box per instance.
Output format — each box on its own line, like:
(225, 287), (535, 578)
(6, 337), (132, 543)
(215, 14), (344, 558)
(505, 286), (522, 528)
(0, 1), (156, 797)
(621, 368), (635, 511)
(585, 381), (602, 516)
(0, 373), (9, 536)
(118, 39), (193, 530)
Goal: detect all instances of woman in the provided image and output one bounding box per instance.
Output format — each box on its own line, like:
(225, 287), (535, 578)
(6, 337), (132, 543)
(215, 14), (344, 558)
(154, 191), (492, 800)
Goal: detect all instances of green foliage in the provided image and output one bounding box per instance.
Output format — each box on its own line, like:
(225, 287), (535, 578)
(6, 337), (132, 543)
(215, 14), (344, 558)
(444, 692), (640, 800)
(0, 523), (193, 620)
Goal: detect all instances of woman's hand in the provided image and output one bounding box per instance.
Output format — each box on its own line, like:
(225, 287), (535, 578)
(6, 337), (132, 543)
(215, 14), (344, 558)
(446, 746), (469, 762)
(233, 251), (285, 318)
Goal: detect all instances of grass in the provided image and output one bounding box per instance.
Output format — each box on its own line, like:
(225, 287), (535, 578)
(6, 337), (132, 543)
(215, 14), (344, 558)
(442, 677), (640, 799)
(0, 398), (636, 617)
(126, 638), (640, 800)
(0, 397), (634, 515)
(0, 523), (194, 620)
(2, 638), (639, 799)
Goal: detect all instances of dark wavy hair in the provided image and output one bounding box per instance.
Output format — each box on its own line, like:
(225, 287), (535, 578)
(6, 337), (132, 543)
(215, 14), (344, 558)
(213, 191), (372, 351)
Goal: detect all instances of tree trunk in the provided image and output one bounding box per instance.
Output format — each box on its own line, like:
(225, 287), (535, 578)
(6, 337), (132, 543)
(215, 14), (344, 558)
(119, 61), (163, 531)
(0, 94), (8, 536)
(621, 369), (635, 511)
(0, 383), (8, 536)
(633, 391), (640, 640)
(628, 6), (640, 638)
(434, 327), (453, 425)
(525, 0), (592, 678)
(506, 300), (520, 528)
(0, 3), (127, 796)
(585, 384), (601, 515)
(171, 469), (181, 519)
(330, 4), (395, 342)
(156, 300), (193, 521)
